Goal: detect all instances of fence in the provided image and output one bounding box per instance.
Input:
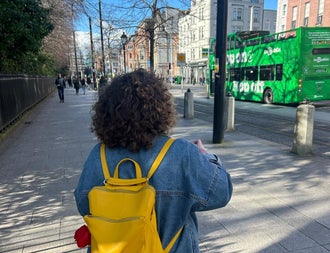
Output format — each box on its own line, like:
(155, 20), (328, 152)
(0, 75), (55, 131)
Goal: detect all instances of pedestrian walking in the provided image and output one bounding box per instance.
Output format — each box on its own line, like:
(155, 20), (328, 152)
(199, 76), (205, 86)
(74, 69), (233, 252)
(67, 76), (72, 87)
(81, 77), (86, 95)
(73, 76), (80, 95)
(86, 76), (92, 90)
(55, 73), (65, 103)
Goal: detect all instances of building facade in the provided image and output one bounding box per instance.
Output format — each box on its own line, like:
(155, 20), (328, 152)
(276, 0), (330, 32)
(124, 20), (151, 73)
(73, 0), (279, 81)
(262, 9), (277, 34)
(178, 0), (276, 84)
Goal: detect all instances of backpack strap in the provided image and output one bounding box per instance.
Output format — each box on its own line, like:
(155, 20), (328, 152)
(100, 143), (111, 179)
(100, 137), (175, 180)
(147, 137), (183, 252)
(147, 137), (175, 179)
(164, 226), (184, 253)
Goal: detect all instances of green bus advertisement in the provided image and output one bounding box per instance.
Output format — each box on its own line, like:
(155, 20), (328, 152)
(224, 27), (330, 104)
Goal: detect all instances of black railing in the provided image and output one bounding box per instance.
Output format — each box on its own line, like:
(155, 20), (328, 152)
(0, 75), (55, 131)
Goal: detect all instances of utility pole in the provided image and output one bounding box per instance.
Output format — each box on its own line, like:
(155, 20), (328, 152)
(73, 30), (79, 77)
(99, 0), (106, 76)
(148, 0), (158, 72)
(89, 16), (96, 89)
(71, 3), (78, 77)
(212, 0), (228, 144)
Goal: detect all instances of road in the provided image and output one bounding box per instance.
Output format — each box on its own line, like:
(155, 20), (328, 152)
(174, 98), (330, 159)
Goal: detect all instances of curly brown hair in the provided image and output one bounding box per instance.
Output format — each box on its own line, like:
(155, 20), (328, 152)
(91, 69), (177, 152)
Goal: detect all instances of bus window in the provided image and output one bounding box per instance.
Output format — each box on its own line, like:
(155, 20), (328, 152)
(245, 67), (258, 81)
(236, 40), (244, 48)
(230, 68), (242, 81)
(261, 35), (276, 44)
(260, 65), (275, 80)
(246, 39), (259, 46)
(227, 39), (234, 50)
(275, 64), (283, 81)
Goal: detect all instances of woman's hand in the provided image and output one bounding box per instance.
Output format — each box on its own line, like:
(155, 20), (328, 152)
(193, 139), (208, 154)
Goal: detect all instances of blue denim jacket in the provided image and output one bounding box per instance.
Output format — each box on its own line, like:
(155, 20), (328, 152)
(74, 136), (232, 252)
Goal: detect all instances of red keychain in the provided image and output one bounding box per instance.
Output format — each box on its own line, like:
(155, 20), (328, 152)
(74, 225), (91, 248)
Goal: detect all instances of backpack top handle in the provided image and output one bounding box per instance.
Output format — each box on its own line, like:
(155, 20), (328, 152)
(100, 138), (175, 185)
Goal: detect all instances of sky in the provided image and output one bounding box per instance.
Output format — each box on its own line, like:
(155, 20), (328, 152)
(75, 0), (278, 52)
(264, 0), (278, 10)
(76, 0), (278, 32)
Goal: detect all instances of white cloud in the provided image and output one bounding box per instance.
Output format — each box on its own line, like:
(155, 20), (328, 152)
(75, 31), (101, 54)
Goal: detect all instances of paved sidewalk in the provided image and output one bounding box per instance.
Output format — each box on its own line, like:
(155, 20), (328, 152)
(0, 85), (329, 252)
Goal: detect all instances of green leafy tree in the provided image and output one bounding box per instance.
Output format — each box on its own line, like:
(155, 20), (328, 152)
(0, 0), (54, 74)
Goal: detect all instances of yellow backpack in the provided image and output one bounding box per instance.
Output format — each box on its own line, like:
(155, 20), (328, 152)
(83, 138), (183, 253)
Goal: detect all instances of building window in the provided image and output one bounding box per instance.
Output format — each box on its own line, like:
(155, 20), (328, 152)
(304, 17), (309, 26)
(233, 7), (243, 21)
(304, 2), (310, 17)
(316, 0), (324, 25)
(304, 2), (310, 26)
(291, 6), (297, 29)
(199, 8), (204, 20)
(237, 8), (243, 20)
(318, 0), (324, 15)
(316, 15), (323, 25)
(232, 26), (243, 32)
(282, 4), (287, 17)
(254, 8), (260, 22)
(265, 20), (270, 30)
(199, 26), (204, 39)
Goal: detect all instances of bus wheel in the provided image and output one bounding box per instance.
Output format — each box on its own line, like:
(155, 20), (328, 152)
(263, 88), (273, 104)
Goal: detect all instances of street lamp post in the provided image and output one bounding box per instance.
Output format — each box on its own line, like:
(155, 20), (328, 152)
(99, 0), (106, 76)
(213, 0), (228, 144)
(121, 32), (128, 73)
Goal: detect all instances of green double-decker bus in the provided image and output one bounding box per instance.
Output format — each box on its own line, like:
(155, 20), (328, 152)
(225, 27), (330, 104)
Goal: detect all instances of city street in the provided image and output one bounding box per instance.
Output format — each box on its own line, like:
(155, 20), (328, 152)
(0, 85), (329, 252)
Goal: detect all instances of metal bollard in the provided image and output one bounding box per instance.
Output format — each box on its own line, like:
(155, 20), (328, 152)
(225, 92), (235, 131)
(184, 89), (194, 119)
(291, 101), (315, 156)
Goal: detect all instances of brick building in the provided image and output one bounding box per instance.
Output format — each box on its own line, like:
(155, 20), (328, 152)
(277, 0), (330, 32)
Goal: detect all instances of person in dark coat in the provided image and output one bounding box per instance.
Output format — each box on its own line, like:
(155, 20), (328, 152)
(73, 76), (80, 95)
(55, 73), (65, 103)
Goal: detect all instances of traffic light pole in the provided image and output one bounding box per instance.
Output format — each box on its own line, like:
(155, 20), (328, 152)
(212, 0), (228, 144)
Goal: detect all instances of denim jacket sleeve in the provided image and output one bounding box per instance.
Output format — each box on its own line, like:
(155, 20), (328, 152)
(74, 144), (104, 216)
(177, 140), (233, 212)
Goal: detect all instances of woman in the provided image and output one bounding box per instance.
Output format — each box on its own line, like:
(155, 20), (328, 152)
(74, 69), (232, 252)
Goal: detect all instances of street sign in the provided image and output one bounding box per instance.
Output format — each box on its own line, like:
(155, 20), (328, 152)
(177, 53), (186, 66)
(202, 48), (210, 58)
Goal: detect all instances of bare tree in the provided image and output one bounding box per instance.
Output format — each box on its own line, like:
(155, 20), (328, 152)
(81, 0), (190, 72)
(41, 0), (85, 72)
